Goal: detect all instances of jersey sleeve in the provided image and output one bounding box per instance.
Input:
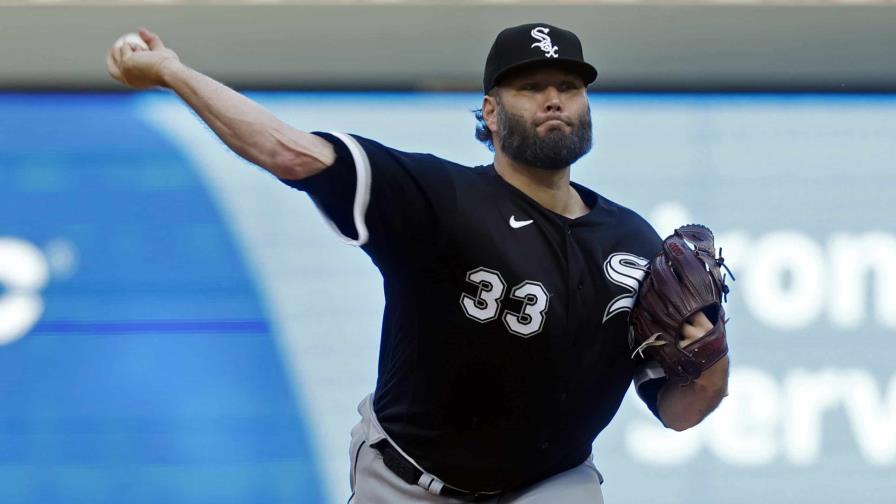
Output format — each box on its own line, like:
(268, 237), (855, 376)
(279, 131), (453, 269)
(627, 212), (668, 422)
(634, 358), (666, 422)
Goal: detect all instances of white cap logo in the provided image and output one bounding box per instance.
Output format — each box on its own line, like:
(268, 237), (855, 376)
(531, 27), (559, 58)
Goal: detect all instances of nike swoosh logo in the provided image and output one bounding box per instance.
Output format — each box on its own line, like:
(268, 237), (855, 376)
(509, 215), (534, 229)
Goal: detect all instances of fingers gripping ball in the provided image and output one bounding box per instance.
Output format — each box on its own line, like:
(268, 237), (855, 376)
(629, 224), (734, 383)
(114, 33), (149, 51)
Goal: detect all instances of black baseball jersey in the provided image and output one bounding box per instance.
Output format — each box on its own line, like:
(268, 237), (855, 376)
(281, 132), (667, 492)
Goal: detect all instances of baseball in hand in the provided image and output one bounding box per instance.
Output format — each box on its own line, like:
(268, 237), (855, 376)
(114, 33), (149, 51)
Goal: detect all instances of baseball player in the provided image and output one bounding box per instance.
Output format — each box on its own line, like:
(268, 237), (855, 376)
(107, 23), (730, 503)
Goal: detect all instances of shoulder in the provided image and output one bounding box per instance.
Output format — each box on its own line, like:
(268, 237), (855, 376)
(314, 131), (473, 171)
(319, 132), (494, 182)
(576, 183), (663, 257)
(607, 197), (660, 240)
(611, 200), (663, 258)
(313, 131), (435, 165)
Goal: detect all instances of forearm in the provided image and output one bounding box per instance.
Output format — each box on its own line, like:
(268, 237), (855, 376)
(158, 60), (330, 178)
(657, 355), (729, 431)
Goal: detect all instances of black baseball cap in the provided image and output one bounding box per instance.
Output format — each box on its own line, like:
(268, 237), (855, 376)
(483, 23), (598, 93)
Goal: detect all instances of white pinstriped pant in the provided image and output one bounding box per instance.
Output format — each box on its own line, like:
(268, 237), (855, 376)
(347, 394), (604, 504)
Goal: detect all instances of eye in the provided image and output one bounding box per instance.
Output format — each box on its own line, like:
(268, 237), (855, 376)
(520, 82), (538, 91)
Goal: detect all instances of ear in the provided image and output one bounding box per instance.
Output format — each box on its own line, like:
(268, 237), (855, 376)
(482, 92), (499, 134)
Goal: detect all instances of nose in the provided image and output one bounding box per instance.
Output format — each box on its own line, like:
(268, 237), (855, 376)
(544, 86), (562, 113)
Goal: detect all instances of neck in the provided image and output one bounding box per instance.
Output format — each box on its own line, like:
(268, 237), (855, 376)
(493, 149), (589, 219)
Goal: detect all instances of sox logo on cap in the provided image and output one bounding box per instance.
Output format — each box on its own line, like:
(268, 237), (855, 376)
(530, 27), (559, 58)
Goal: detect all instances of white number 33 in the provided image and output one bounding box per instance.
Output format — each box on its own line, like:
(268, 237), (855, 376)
(459, 267), (549, 338)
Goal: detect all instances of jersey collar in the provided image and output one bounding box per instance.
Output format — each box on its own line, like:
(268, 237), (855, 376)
(484, 164), (617, 226)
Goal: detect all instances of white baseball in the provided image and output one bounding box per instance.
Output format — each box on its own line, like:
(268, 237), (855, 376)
(114, 33), (149, 51)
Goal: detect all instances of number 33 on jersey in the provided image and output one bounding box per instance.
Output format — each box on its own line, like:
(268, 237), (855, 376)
(460, 267), (550, 338)
(460, 252), (649, 340)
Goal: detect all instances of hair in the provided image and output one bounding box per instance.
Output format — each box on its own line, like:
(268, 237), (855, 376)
(473, 90), (498, 152)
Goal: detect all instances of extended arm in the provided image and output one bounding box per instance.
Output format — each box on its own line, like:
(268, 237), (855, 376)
(106, 28), (332, 180)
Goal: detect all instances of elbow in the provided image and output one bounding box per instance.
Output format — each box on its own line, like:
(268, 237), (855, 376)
(265, 129), (332, 180)
(664, 417), (700, 432)
(658, 382), (728, 432)
(267, 148), (321, 180)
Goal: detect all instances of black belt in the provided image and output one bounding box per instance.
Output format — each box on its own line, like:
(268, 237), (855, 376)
(370, 439), (503, 502)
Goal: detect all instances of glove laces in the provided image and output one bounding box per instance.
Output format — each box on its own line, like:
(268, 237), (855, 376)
(717, 247), (735, 303)
(631, 333), (667, 359)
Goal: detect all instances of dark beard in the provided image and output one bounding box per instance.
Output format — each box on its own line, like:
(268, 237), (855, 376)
(497, 104), (593, 171)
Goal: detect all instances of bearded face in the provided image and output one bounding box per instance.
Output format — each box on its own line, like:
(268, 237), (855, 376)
(494, 96), (593, 171)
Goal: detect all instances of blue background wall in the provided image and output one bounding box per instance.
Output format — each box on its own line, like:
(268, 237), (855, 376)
(2, 92), (894, 503)
(0, 94), (324, 504)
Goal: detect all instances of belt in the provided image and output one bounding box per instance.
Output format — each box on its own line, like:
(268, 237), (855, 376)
(370, 439), (503, 502)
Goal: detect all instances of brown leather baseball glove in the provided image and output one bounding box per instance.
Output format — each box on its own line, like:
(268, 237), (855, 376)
(630, 224), (733, 383)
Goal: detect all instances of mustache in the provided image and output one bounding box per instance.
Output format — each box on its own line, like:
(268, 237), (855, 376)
(536, 116), (574, 127)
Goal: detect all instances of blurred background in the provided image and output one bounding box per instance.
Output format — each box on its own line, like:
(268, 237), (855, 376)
(1, 1), (894, 503)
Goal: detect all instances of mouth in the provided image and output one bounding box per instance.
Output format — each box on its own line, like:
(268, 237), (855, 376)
(539, 118), (570, 127)
(537, 119), (572, 133)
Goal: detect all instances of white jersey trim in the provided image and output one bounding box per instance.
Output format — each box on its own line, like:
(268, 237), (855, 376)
(313, 131), (371, 247)
(634, 360), (666, 399)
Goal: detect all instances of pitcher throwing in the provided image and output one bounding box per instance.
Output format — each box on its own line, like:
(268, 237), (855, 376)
(107, 22), (731, 503)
